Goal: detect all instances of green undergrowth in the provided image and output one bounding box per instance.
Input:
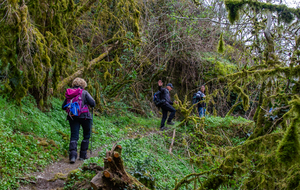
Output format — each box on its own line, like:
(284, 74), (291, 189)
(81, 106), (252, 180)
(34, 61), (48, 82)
(204, 116), (254, 145)
(0, 93), (253, 190)
(200, 52), (237, 80)
(186, 116), (254, 172)
(120, 133), (202, 189)
(0, 95), (159, 189)
(74, 132), (200, 190)
(68, 116), (253, 190)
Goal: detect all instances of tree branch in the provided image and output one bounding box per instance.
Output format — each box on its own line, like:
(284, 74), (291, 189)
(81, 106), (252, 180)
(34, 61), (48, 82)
(56, 41), (119, 91)
(169, 15), (252, 25)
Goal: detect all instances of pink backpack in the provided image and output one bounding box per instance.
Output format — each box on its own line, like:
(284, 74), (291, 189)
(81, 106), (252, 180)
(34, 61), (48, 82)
(64, 88), (90, 118)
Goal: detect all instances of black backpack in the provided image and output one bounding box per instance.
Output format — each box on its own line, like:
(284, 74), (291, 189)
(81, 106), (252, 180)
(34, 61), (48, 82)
(192, 93), (200, 104)
(153, 91), (165, 107)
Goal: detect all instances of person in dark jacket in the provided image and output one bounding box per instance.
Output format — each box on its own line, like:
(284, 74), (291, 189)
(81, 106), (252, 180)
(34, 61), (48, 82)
(158, 80), (178, 131)
(195, 85), (206, 117)
(62, 78), (96, 164)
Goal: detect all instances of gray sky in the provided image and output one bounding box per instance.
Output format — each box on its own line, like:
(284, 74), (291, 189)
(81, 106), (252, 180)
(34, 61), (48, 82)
(284, 0), (299, 8)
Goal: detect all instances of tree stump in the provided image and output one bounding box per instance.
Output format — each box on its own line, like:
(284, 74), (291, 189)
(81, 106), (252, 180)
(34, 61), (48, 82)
(90, 144), (150, 190)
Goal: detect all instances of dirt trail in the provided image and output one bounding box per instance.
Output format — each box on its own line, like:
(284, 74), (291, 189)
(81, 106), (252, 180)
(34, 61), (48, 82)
(19, 144), (104, 190)
(19, 130), (160, 190)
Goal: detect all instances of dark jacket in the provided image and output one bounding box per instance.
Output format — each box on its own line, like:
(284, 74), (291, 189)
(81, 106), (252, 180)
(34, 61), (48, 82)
(195, 91), (206, 108)
(158, 86), (173, 105)
(62, 87), (96, 120)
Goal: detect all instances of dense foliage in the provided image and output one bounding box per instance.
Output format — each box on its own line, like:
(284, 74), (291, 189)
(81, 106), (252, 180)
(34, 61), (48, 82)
(1, 0), (300, 189)
(171, 0), (300, 189)
(0, 0), (140, 109)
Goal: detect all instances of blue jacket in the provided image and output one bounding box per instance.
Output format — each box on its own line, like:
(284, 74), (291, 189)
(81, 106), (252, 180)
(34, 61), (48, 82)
(195, 91), (206, 108)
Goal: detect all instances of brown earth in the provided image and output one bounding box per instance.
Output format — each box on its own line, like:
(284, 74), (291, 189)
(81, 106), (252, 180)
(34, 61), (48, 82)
(19, 145), (103, 190)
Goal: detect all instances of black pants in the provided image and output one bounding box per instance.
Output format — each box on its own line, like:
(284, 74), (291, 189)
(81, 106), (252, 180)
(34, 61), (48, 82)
(161, 103), (176, 128)
(68, 118), (91, 159)
(69, 118), (91, 141)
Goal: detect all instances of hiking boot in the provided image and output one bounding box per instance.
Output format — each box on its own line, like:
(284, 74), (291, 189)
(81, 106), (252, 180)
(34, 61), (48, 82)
(167, 121), (175, 125)
(70, 157), (76, 164)
(79, 139), (89, 161)
(79, 157), (88, 161)
(160, 126), (169, 131)
(69, 140), (78, 162)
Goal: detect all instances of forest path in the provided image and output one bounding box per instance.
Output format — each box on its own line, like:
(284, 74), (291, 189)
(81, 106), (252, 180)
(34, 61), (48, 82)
(19, 129), (160, 190)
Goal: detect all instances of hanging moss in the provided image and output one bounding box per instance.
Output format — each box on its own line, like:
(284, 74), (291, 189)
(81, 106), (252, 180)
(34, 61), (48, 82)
(103, 70), (112, 81)
(277, 96), (300, 164)
(278, 7), (294, 24)
(277, 117), (300, 164)
(217, 33), (225, 53)
(224, 0), (245, 24)
(225, 0), (300, 24)
(213, 107), (217, 116)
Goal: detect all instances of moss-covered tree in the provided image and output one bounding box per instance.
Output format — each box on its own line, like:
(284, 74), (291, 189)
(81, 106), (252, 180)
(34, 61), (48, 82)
(173, 0), (300, 189)
(0, 0), (141, 109)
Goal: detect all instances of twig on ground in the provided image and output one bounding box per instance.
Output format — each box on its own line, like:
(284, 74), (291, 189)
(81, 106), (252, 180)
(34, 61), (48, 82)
(169, 128), (176, 154)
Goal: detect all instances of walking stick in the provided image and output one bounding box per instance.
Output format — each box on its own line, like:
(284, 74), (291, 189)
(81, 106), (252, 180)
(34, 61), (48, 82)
(90, 107), (94, 155)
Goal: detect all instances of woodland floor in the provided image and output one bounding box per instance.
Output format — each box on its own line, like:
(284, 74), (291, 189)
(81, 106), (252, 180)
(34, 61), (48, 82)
(19, 129), (160, 190)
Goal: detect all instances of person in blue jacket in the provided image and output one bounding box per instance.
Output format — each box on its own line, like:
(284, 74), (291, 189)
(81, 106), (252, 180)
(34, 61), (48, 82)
(195, 85), (206, 117)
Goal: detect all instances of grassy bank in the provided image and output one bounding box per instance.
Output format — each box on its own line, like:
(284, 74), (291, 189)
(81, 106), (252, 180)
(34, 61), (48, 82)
(0, 95), (159, 189)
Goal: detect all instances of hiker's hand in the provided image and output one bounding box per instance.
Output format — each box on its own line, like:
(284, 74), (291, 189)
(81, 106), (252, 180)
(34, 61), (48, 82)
(158, 80), (163, 86)
(174, 101), (178, 104)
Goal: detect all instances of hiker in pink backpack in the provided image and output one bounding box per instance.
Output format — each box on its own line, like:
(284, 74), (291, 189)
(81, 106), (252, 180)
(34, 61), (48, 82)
(62, 78), (95, 164)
